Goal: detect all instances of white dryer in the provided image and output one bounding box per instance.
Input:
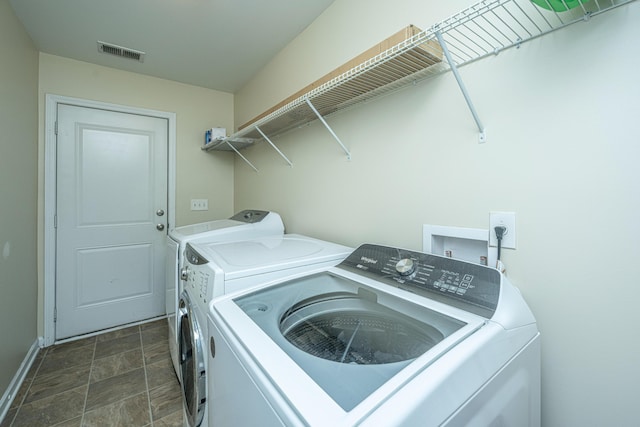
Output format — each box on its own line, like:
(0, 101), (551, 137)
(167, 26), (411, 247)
(207, 243), (541, 427)
(179, 234), (353, 427)
(166, 210), (283, 377)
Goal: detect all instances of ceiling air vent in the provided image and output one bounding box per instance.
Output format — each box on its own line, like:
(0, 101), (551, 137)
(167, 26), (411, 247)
(97, 41), (145, 63)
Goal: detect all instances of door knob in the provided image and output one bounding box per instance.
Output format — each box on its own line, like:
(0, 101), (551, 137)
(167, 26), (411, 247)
(157, 224), (165, 231)
(156, 209), (165, 216)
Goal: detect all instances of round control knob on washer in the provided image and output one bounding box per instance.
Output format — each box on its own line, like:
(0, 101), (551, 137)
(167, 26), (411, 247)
(395, 258), (416, 276)
(180, 267), (189, 281)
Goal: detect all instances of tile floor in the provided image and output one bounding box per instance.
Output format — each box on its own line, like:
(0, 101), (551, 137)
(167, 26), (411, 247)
(1, 319), (183, 427)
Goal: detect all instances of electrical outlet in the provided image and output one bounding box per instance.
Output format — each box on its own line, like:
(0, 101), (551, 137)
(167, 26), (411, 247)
(190, 199), (208, 211)
(489, 211), (516, 249)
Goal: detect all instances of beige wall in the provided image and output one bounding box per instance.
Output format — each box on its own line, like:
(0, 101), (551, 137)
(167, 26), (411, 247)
(37, 54), (236, 335)
(234, 1), (640, 426)
(0, 0), (39, 404)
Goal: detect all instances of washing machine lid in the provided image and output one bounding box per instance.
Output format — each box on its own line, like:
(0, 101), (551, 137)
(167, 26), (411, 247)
(191, 234), (352, 279)
(215, 270), (485, 415)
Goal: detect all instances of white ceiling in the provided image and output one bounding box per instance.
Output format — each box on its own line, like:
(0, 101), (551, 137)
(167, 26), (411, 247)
(10, 0), (335, 93)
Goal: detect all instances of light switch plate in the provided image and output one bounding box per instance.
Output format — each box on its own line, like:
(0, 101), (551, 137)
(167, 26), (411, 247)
(191, 199), (208, 211)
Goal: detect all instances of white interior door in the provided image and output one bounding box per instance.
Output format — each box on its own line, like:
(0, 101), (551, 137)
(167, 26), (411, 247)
(55, 104), (168, 340)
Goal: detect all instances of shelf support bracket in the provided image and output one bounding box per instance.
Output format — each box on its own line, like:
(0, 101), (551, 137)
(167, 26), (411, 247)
(305, 97), (351, 159)
(224, 139), (258, 172)
(255, 126), (293, 167)
(435, 30), (486, 143)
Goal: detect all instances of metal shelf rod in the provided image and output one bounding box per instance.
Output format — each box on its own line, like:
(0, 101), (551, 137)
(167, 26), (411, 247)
(224, 140), (258, 172)
(255, 126), (293, 167)
(435, 30), (486, 143)
(305, 97), (351, 160)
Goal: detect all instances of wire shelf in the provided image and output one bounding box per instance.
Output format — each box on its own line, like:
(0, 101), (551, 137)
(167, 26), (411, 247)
(203, 0), (636, 154)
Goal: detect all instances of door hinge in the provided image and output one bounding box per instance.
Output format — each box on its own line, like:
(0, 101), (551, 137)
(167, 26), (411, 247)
(54, 121), (58, 135)
(54, 215), (57, 228)
(54, 307), (57, 323)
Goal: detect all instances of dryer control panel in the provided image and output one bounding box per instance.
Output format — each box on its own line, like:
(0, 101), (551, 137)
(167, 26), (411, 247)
(184, 244), (211, 305)
(338, 244), (501, 318)
(229, 209), (270, 223)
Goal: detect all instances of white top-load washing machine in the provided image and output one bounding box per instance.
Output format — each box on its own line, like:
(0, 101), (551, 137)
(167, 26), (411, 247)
(166, 210), (283, 376)
(207, 243), (541, 427)
(179, 234), (353, 427)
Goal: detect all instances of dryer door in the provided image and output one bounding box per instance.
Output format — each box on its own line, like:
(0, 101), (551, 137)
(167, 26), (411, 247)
(178, 291), (206, 427)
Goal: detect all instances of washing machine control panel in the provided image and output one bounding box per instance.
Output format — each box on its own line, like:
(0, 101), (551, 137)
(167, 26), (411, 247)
(339, 244), (501, 318)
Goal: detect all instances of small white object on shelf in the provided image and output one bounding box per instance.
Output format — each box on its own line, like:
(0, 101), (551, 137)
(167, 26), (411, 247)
(204, 127), (226, 146)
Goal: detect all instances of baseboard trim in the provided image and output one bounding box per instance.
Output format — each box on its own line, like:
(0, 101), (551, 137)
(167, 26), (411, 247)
(0, 337), (42, 423)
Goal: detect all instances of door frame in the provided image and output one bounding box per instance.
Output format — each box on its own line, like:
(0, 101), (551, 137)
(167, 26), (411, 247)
(43, 94), (177, 346)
